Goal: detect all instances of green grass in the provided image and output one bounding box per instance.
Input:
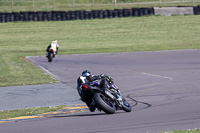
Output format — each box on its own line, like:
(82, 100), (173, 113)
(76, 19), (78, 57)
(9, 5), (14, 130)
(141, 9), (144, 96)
(0, 15), (200, 87)
(161, 129), (200, 133)
(0, 0), (200, 12)
(0, 14), (199, 132)
(0, 105), (66, 120)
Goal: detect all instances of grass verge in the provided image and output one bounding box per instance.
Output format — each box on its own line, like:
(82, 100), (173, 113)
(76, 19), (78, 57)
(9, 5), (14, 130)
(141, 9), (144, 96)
(0, 14), (199, 132)
(0, 15), (200, 87)
(0, 105), (66, 120)
(161, 129), (200, 133)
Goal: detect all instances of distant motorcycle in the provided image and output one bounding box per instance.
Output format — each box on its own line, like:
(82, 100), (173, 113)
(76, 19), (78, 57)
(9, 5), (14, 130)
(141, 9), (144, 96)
(80, 80), (132, 114)
(47, 48), (56, 62)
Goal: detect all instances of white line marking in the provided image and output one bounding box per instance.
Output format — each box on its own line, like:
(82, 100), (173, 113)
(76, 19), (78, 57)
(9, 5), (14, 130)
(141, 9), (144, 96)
(141, 72), (173, 81)
(38, 65), (62, 81)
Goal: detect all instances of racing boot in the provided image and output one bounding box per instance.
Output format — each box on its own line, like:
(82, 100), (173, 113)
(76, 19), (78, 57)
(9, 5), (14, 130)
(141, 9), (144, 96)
(89, 101), (96, 112)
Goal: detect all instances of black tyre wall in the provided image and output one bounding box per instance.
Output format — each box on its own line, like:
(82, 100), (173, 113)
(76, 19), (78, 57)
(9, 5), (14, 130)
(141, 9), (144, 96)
(0, 6), (199, 23)
(0, 7), (154, 23)
(194, 6), (200, 15)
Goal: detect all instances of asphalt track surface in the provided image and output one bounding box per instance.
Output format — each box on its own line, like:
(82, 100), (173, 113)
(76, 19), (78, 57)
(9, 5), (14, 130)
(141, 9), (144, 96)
(1, 49), (200, 133)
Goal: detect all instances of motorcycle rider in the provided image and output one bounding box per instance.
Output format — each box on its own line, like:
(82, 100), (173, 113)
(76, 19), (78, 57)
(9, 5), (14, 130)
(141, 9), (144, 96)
(77, 70), (113, 112)
(46, 40), (59, 57)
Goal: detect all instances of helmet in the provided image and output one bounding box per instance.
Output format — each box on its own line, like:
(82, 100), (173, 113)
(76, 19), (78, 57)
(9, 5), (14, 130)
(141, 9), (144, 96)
(54, 40), (58, 44)
(51, 41), (54, 44)
(82, 70), (91, 77)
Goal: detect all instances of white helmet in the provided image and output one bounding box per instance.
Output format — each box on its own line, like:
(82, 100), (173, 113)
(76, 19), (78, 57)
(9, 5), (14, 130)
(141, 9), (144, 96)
(54, 40), (58, 44)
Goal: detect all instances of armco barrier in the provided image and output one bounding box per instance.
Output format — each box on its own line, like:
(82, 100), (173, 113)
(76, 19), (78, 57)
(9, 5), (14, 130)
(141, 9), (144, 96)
(0, 8), (154, 23)
(0, 6), (199, 23)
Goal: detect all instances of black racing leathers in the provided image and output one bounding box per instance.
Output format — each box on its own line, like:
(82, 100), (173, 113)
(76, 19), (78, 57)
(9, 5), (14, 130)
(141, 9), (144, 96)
(77, 75), (108, 108)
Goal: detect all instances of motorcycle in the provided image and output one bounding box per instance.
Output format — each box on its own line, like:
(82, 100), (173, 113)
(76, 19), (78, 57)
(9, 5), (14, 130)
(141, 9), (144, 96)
(47, 48), (56, 62)
(79, 80), (132, 114)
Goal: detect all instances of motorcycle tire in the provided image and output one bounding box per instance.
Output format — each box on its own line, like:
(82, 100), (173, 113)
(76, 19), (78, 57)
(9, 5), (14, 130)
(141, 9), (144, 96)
(93, 93), (116, 114)
(48, 53), (53, 62)
(122, 99), (132, 112)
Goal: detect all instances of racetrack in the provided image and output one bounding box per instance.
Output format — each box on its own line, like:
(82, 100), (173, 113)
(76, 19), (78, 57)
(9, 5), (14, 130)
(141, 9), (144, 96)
(1, 50), (200, 133)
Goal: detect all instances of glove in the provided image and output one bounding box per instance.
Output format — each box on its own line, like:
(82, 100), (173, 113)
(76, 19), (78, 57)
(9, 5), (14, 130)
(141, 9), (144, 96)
(100, 74), (107, 78)
(108, 76), (113, 83)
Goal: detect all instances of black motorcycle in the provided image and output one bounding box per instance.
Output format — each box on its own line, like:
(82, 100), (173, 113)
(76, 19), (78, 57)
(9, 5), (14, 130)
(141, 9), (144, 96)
(47, 48), (56, 62)
(79, 80), (132, 114)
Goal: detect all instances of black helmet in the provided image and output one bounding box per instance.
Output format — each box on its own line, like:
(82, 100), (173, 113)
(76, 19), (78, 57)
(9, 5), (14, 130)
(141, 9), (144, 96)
(82, 70), (91, 77)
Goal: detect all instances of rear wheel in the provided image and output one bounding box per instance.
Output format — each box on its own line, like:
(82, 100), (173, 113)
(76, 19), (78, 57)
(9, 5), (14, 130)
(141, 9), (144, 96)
(93, 93), (116, 114)
(48, 53), (53, 62)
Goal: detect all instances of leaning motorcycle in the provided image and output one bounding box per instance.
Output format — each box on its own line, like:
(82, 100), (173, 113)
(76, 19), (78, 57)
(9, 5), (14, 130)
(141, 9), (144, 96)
(79, 80), (132, 114)
(47, 48), (56, 62)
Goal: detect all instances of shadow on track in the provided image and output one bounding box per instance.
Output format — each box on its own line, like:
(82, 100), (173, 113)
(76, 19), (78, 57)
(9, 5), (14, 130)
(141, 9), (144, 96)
(51, 95), (151, 119)
(53, 110), (132, 118)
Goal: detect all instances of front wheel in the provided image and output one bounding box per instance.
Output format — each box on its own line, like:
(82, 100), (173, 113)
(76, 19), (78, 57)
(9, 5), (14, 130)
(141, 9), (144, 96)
(93, 93), (116, 114)
(122, 99), (132, 112)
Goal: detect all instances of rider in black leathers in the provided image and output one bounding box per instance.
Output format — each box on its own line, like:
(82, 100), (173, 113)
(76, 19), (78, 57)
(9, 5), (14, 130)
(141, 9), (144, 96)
(77, 70), (113, 112)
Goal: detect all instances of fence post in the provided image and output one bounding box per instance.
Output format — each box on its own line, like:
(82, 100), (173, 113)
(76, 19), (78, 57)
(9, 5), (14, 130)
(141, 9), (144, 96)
(137, 0), (140, 7)
(73, 0), (75, 8)
(112, 0), (117, 8)
(12, 0), (14, 10)
(92, 0), (94, 7)
(33, 0), (34, 9)
(52, 0), (55, 9)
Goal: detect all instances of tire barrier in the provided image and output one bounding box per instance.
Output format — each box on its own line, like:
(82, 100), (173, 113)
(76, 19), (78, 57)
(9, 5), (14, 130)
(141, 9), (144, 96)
(0, 6), (199, 23)
(193, 6), (200, 15)
(0, 8), (154, 23)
